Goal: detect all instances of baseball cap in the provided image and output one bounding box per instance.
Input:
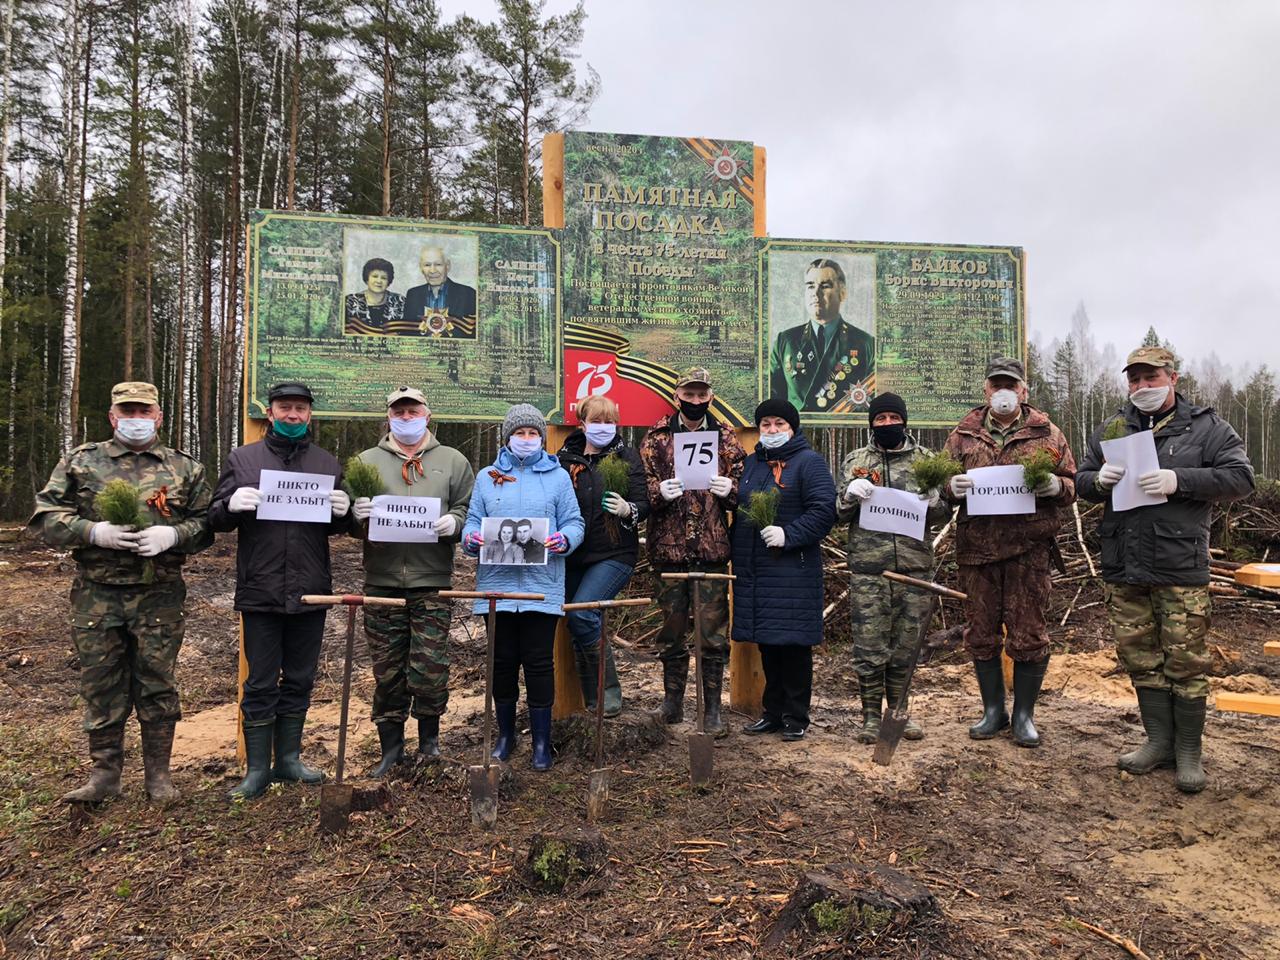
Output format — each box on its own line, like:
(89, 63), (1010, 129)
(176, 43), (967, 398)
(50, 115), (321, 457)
(984, 357), (1025, 383)
(267, 381), (315, 403)
(111, 381), (159, 406)
(1122, 346), (1176, 371)
(386, 386), (428, 407)
(675, 366), (713, 389)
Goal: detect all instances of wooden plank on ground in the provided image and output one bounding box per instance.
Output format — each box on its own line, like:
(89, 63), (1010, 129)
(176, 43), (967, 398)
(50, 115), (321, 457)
(1215, 692), (1280, 718)
(1264, 641), (1280, 658)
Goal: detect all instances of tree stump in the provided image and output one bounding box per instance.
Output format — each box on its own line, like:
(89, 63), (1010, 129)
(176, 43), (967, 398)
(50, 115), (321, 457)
(522, 827), (608, 893)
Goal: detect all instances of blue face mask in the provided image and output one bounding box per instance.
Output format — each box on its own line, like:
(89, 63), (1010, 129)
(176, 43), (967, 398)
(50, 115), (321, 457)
(389, 416), (428, 444)
(509, 436), (543, 459)
(759, 430), (791, 449)
(583, 423), (617, 448)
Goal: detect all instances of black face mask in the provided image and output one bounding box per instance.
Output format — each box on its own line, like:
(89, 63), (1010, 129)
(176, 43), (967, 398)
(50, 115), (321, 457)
(872, 423), (906, 449)
(679, 399), (710, 422)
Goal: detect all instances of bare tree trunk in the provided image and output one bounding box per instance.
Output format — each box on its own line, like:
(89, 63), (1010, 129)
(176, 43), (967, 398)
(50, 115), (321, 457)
(199, 215), (213, 464)
(57, 0), (83, 455)
(0, 0), (12, 365)
(253, 40), (279, 211)
(285, 0), (301, 209)
(520, 51), (531, 226)
(122, 0), (142, 380)
(380, 5), (393, 216)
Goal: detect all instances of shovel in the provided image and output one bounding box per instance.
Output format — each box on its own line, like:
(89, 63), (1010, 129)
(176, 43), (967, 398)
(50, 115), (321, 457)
(301, 593), (406, 835)
(660, 571), (736, 787)
(562, 596), (651, 821)
(440, 590), (545, 830)
(871, 572), (968, 767)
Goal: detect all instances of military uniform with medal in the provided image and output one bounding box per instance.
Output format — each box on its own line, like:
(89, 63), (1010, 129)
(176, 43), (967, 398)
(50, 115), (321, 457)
(769, 315), (875, 412)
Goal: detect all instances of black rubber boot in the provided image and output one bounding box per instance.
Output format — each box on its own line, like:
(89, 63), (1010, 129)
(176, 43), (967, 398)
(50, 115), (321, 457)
(63, 723), (125, 804)
(1173, 695), (1207, 794)
(369, 721), (405, 778)
(272, 713), (324, 784)
(529, 706), (553, 771)
(492, 701), (517, 761)
(1118, 687), (1176, 774)
(602, 643), (623, 718)
(228, 718), (275, 801)
(856, 673), (883, 744)
(417, 715), (441, 759)
(575, 644), (600, 712)
(702, 658), (727, 738)
(658, 657), (688, 725)
(140, 720), (180, 803)
(1011, 658), (1049, 748)
(968, 658), (1010, 740)
(885, 663), (923, 741)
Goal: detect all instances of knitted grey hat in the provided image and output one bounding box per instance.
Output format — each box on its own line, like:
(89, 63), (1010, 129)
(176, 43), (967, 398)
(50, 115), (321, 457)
(502, 403), (547, 444)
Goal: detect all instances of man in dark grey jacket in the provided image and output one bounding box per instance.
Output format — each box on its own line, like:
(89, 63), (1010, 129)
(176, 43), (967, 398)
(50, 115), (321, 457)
(210, 382), (350, 800)
(1077, 346), (1255, 794)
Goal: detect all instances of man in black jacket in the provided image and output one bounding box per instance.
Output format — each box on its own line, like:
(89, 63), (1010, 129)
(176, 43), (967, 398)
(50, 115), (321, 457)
(401, 246), (477, 338)
(1077, 346), (1255, 794)
(210, 382), (351, 800)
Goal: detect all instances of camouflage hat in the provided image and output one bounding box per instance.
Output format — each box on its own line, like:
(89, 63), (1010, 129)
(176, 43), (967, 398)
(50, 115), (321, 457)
(1123, 346), (1176, 371)
(386, 385), (428, 408)
(984, 357), (1025, 383)
(110, 381), (160, 406)
(675, 366), (713, 389)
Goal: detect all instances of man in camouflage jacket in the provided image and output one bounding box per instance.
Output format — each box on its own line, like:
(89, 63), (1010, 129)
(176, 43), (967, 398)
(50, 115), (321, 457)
(640, 367), (746, 736)
(942, 358), (1076, 749)
(29, 382), (212, 804)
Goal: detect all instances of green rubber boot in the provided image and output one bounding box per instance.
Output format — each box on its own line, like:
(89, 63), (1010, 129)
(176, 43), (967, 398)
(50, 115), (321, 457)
(857, 673), (883, 744)
(228, 718), (275, 801)
(1173, 695), (1208, 794)
(272, 713), (324, 784)
(1118, 687), (1175, 774)
(885, 663), (923, 741)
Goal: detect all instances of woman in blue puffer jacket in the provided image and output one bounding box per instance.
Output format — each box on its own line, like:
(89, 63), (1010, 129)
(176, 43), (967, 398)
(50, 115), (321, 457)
(462, 404), (585, 770)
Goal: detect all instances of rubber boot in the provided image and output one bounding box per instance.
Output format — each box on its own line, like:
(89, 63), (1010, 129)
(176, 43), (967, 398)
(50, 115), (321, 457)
(272, 713), (324, 784)
(1173, 695), (1207, 794)
(492, 701), (517, 761)
(885, 664), (923, 741)
(856, 673), (883, 744)
(575, 644), (600, 712)
(1010, 658), (1048, 748)
(602, 643), (623, 718)
(529, 706), (553, 771)
(140, 720), (180, 803)
(369, 721), (405, 778)
(417, 715), (441, 759)
(1117, 687), (1176, 774)
(702, 658), (727, 738)
(63, 723), (125, 804)
(228, 718), (276, 800)
(968, 658), (1010, 740)
(658, 657), (688, 725)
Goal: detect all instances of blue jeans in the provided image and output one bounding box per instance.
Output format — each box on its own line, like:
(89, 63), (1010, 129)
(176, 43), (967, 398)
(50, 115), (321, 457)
(564, 559), (634, 652)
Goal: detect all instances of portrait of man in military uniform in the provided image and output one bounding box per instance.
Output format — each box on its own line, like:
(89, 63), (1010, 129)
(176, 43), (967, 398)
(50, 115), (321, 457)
(768, 256), (876, 413)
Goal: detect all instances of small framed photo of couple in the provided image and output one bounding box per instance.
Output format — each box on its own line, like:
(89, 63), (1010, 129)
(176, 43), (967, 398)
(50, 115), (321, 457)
(479, 517), (550, 566)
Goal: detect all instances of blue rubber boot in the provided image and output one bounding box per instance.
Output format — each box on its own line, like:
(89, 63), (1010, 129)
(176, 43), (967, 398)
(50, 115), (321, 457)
(529, 707), (553, 772)
(492, 701), (517, 762)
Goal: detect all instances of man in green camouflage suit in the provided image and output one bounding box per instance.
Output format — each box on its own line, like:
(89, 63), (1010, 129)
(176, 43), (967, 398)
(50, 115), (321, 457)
(1077, 346), (1254, 793)
(836, 394), (951, 743)
(29, 382), (212, 804)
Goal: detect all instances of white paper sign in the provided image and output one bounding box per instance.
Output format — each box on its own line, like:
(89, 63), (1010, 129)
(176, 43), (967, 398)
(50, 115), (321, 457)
(966, 464), (1036, 516)
(1100, 430), (1167, 513)
(858, 486), (928, 541)
(368, 495), (441, 542)
(673, 430), (719, 491)
(256, 469), (334, 523)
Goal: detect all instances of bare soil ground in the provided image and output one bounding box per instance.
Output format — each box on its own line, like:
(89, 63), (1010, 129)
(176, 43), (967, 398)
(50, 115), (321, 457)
(1, 535), (1278, 959)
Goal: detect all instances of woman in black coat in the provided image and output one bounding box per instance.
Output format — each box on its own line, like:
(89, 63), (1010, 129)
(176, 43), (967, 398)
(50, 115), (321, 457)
(731, 398), (836, 740)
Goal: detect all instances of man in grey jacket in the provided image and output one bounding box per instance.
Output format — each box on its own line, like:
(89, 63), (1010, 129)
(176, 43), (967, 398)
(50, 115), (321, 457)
(1077, 346), (1255, 793)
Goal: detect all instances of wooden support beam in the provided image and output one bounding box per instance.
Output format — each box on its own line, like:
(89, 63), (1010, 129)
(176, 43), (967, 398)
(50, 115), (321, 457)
(1264, 641), (1280, 658)
(1215, 692), (1280, 718)
(547, 424), (585, 719)
(541, 133), (565, 229)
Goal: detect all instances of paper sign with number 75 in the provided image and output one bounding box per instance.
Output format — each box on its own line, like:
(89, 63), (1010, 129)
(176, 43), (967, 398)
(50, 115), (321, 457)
(674, 430), (719, 491)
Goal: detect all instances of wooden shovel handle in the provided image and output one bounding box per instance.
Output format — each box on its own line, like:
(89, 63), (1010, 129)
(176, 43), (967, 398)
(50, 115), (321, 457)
(438, 590), (547, 601)
(562, 597), (653, 611)
(880, 570), (967, 601)
(659, 572), (737, 582)
(300, 594), (406, 607)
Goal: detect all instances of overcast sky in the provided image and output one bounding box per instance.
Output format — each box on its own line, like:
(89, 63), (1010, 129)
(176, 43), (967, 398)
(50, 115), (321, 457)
(447, 0), (1280, 375)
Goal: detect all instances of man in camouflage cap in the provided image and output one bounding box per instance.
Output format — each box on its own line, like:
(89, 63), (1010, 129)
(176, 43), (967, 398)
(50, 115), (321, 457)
(29, 381), (213, 804)
(1077, 345), (1254, 792)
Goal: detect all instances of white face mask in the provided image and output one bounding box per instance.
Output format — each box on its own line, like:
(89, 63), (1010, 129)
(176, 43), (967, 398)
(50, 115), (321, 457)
(989, 389), (1020, 416)
(583, 423), (617, 448)
(116, 418), (157, 444)
(509, 436), (543, 459)
(389, 416), (428, 444)
(759, 430), (791, 449)
(1130, 385), (1171, 414)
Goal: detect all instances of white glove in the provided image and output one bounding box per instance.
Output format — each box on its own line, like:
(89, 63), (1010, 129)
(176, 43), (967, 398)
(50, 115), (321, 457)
(659, 478), (685, 501)
(330, 489), (350, 518)
(352, 497), (374, 521)
(228, 487), (262, 513)
(89, 522), (140, 551)
(919, 488), (941, 508)
(433, 514), (458, 538)
(603, 492), (632, 518)
(135, 525), (179, 557)
(950, 474), (974, 498)
(760, 525), (785, 548)
(845, 478), (874, 501)
(1033, 475), (1062, 498)
(708, 475), (733, 498)
(1138, 469), (1178, 496)
(1097, 463), (1126, 490)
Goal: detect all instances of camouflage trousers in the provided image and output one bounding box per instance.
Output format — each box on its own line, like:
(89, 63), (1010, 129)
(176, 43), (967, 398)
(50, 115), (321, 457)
(1105, 582), (1212, 699)
(849, 571), (933, 678)
(958, 544), (1053, 663)
(69, 576), (185, 731)
(363, 585), (451, 723)
(654, 563), (730, 666)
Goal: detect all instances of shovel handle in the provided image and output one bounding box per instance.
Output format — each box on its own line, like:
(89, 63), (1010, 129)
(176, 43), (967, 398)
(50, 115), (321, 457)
(438, 590), (546, 600)
(660, 572), (736, 582)
(300, 594), (406, 607)
(880, 570), (967, 601)
(562, 597), (653, 611)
